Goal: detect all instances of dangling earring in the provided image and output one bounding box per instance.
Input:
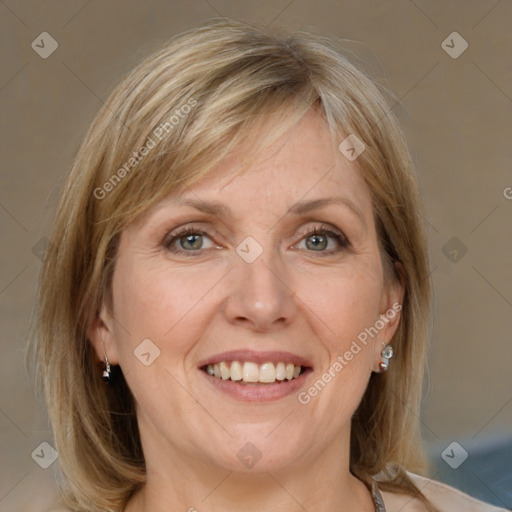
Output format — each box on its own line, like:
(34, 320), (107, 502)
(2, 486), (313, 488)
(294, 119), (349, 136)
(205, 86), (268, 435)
(102, 352), (112, 383)
(379, 343), (394, 372)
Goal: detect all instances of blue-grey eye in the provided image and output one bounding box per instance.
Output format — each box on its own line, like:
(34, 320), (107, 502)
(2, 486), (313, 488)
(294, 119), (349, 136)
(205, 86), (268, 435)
(165, 228), (215, 253)
(298, 227), (347, 253)
(305, 232), (328, 251)
(180, 233), (203, 250)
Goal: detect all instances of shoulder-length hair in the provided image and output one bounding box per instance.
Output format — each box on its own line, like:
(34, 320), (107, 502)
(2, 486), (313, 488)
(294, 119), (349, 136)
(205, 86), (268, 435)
(27, 17), (435, 512)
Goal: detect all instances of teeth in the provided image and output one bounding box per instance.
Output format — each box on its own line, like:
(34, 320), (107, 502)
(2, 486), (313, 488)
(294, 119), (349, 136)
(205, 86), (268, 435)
(205, 361), (305, 384)
(219, 361), (229, 380)
(230, 361), (243, 381)
(259, 362), (275, 383)
(275, 362), (286, 380)
(243, 362), (259, 382)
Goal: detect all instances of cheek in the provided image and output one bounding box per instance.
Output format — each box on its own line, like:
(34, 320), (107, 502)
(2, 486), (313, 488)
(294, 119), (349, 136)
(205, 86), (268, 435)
(111, 257), (221, 364)
(295, 269), (382, 423)
(109, 259), (215, 417)
(299, 263), (383, 351)
(295, 258), (384, 411)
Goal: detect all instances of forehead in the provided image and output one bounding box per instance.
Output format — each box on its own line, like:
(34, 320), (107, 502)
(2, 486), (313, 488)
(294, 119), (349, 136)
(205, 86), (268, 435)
(129, 109), (373, 229)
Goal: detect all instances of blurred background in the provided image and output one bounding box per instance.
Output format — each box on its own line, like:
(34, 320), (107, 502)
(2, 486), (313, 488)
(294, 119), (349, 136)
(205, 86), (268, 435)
(1, 1), (511, 510)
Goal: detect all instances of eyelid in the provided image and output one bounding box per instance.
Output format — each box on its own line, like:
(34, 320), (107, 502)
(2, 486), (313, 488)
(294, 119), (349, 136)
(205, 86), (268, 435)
(162, 225), (220, 248)
(163, 221), (350, 256)
(293, 223), (349, 252)
(295, 223), (347, 242)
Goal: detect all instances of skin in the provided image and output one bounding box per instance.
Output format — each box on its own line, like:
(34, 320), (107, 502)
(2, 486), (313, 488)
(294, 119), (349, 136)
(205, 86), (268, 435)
(88, 109), (404, 512)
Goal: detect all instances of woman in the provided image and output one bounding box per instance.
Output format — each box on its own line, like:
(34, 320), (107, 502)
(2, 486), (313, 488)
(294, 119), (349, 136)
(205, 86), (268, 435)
(28, 18), (507, 512)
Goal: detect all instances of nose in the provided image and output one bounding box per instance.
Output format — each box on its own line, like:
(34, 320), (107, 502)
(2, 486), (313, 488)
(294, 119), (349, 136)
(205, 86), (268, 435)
(222, 251), (297, 333)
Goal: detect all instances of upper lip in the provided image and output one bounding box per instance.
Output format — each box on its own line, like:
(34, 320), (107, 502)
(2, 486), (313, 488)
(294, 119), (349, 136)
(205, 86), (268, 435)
(197, 350), (314, 369)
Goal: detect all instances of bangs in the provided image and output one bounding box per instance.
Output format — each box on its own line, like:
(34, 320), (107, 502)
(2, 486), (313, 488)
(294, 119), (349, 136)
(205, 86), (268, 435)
(92, 42), (324, 231)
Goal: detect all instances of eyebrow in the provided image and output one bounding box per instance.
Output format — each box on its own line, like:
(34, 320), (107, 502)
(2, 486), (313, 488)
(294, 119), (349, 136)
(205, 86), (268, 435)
(177, 197), (366, 229)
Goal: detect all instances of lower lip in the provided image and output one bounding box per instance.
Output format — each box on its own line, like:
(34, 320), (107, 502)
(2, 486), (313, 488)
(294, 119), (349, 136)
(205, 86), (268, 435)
(200, 369), (312, 402)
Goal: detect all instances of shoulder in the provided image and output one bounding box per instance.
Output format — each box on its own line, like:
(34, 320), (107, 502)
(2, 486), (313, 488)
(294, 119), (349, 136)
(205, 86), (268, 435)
(379, 471), (508, 512)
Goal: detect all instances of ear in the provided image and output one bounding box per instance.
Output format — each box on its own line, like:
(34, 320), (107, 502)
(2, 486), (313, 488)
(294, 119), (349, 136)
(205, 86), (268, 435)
(372, 261), (406, 372)
(87, 302), (121, 366)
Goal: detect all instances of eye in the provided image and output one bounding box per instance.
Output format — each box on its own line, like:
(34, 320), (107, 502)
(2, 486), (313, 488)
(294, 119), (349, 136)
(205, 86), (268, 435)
(164, 227), (217, 255)
(295, 224), (349, 254)
(163, 223), (349, 257)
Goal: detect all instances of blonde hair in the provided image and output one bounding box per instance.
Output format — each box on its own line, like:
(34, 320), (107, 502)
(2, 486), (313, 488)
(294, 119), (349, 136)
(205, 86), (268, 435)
(26, 17), (436, 512)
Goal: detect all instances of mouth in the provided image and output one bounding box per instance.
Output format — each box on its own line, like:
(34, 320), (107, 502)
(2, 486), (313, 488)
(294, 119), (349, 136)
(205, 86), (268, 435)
(197, 350), (313, 401)
(200, 360), (311, 384)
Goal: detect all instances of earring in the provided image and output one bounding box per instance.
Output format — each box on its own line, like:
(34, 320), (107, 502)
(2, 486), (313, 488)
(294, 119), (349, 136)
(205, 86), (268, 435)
(102, 353), (112, 383)
(379, 343), (394, 372)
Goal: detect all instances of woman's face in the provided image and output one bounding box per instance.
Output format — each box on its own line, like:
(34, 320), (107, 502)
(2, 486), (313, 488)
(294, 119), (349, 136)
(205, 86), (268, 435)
(90, 109), (403, 475)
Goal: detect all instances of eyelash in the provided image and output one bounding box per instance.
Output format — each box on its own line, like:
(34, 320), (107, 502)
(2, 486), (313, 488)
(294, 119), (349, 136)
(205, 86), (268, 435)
(164, 224), (349, 257)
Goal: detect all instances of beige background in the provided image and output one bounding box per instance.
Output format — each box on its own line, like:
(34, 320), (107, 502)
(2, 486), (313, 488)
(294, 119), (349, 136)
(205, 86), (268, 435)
(1, 1), (511, 510)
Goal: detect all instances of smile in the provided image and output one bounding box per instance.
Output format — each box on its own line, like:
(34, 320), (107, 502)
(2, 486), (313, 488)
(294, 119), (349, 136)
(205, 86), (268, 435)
(197, 349), (313, 401)
(203, 361), (306, 384)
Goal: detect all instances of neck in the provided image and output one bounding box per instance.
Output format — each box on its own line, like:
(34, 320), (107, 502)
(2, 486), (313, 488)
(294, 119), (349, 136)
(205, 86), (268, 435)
(123, 420), (375, 512)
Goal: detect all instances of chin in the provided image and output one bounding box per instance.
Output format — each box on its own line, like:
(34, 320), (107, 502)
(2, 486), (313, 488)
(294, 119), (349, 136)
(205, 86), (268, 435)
(208, 427), (308, 473)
